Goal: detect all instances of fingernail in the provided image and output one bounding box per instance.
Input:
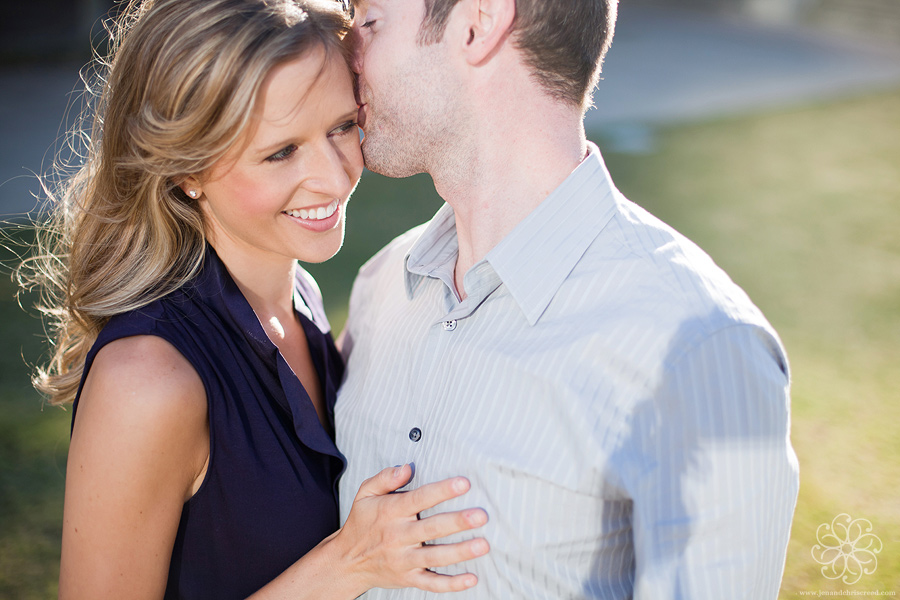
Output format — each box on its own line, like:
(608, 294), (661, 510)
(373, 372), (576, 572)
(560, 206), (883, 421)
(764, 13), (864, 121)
(467, 509), (487, 526)
(393, 465), (405, 478)
(465, 574), (478, 588)
(453, 477), (469, 493)
(471, 539), (489, 555)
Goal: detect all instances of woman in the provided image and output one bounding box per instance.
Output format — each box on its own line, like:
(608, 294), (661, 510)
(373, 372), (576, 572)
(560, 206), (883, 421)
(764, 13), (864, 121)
(22, 0), (489, 597)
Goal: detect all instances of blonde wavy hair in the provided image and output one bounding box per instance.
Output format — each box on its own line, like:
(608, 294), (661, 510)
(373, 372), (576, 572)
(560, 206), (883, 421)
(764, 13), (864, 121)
(19, 0), (352, 405)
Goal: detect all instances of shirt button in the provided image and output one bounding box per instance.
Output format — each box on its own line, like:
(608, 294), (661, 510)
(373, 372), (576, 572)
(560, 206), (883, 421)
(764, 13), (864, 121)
(409, 427), (422, 442)
(442, 320), (457, 331)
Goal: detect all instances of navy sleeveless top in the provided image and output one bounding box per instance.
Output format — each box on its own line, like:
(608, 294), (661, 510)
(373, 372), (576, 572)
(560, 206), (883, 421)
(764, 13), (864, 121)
(72, 248), (347, 599)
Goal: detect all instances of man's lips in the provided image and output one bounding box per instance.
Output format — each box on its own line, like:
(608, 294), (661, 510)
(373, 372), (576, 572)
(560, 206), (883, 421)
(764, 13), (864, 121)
(357, 102), (368, 130)
(354, 77), (368, 130)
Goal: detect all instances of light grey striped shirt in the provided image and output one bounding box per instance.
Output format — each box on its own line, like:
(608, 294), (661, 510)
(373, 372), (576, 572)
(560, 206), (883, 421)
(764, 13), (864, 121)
(336, 143), (799, 599)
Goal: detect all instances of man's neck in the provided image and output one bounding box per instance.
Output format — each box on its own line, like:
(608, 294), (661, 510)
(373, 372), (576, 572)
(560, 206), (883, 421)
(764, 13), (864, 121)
(433, 111), (588, 299)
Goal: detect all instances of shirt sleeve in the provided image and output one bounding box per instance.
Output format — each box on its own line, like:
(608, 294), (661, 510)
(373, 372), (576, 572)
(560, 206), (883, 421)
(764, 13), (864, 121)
(622, 324), (799, 599)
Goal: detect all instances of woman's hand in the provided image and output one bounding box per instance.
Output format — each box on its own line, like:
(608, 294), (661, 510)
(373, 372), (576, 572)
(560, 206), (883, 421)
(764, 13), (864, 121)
(331, 464), (490, 594)
(250, 465), (489, 599)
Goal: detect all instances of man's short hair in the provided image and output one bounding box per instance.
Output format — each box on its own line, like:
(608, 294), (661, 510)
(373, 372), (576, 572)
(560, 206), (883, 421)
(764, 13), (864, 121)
(418, 0), (617, 110)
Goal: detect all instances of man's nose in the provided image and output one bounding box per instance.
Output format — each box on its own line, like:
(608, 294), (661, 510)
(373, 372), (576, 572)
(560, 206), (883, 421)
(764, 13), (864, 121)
(347, 28), (364, 75)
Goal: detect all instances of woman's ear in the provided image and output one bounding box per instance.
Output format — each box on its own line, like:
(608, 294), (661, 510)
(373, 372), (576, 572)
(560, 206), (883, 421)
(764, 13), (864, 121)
(461, 0), (515, 66)
(178, 176), (203, 200)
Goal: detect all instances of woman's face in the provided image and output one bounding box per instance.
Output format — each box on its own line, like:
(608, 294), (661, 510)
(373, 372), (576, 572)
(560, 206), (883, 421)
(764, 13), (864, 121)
(195, 46), (363, 267)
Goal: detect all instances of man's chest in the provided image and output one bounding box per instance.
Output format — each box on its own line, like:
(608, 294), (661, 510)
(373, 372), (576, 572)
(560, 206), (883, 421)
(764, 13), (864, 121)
(337, 283), (662, 499)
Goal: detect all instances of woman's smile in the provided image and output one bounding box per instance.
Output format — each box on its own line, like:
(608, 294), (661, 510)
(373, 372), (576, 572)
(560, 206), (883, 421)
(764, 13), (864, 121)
(283, 198), (342, 232)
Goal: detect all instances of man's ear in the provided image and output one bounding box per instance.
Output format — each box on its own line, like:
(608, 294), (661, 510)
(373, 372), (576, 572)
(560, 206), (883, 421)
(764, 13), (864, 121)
(460, 0), (515, 66)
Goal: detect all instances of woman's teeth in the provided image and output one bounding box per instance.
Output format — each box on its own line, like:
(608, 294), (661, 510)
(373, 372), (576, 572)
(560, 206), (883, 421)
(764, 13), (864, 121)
(285, 199), (338, 221)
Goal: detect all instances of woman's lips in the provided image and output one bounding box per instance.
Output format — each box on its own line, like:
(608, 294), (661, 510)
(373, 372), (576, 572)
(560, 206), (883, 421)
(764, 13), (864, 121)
(283, 199), (338, 221)
(282, 199), (342, 232)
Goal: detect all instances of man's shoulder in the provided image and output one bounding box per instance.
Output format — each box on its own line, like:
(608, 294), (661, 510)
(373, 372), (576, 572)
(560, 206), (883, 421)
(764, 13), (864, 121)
(568, 194), (782, 354)
(605, 197), (763, 319)
(357, 222), (429, 280)
(342, 222), (430, 351)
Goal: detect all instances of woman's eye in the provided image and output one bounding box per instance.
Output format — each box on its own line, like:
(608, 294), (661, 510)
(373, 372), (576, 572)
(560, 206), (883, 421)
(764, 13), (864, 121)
(360, 19), (376, 29)
(266, 145), (297, 162)
(330, 121), (358, 137)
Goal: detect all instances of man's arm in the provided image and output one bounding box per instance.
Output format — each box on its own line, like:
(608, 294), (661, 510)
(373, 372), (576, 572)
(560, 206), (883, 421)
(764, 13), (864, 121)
(624, 324), (799, 599)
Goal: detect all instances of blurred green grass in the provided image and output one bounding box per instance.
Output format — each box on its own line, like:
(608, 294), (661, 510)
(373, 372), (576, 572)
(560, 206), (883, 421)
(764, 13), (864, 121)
(0, 226), (69, 599)
(3, 87), (899, 597)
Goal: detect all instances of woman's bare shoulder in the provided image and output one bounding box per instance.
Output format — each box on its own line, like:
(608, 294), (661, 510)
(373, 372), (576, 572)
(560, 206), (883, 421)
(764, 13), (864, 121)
(74, 334), (208, 492)
(61, 335), (210, 598)
(84, 334), (206, 417)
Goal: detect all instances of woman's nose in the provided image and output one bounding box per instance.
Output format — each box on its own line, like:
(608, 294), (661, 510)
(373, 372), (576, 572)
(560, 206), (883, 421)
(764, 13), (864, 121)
(303, 142), (353, 199)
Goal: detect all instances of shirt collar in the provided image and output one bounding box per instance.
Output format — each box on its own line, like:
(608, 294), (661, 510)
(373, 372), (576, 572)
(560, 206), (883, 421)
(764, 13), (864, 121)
(404, 203), (458, 299)
(404, 142), (618, 325)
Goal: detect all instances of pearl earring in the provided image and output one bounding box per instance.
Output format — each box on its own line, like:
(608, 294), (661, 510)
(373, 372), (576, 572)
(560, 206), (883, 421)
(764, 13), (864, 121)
(188, 190), (198, 198)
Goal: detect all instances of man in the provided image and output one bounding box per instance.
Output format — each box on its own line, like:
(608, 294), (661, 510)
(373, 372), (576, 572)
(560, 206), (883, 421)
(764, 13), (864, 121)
(336, 0), (799, 597)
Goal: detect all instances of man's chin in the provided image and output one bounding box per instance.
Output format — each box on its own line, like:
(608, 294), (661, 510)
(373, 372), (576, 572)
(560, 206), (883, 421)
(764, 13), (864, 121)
(359, 142), (386, 176)
(361, 141), (420, 179)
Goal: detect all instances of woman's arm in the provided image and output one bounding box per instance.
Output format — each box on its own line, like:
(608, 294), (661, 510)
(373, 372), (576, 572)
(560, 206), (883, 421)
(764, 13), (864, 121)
(60, 336), (489, 600)
(59, 335), (209, 600)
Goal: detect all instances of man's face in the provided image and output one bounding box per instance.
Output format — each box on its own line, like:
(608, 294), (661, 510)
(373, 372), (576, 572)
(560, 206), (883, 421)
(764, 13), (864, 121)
(353, 0), (458, 178)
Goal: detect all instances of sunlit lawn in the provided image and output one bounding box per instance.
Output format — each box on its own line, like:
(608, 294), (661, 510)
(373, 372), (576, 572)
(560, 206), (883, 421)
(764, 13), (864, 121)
(2, 87), (898, 597)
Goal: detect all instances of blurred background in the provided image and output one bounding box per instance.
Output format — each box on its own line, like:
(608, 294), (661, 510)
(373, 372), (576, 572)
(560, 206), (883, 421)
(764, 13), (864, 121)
(2, 0), (899, 597)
